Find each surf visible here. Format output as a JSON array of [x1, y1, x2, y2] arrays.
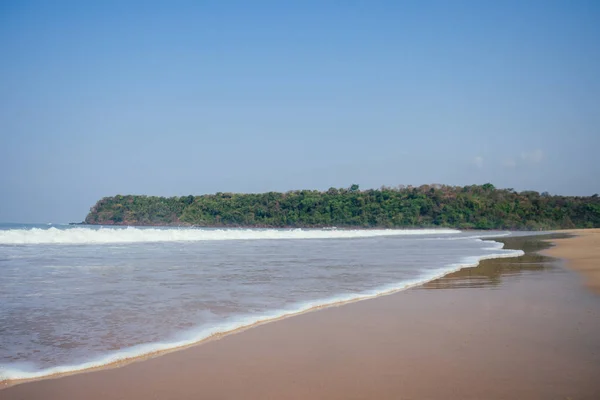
[[0, 226, 460, 245], [0, 239, 522, 384]]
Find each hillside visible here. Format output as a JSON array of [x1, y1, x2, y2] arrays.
[[83, 184, 600, 230]]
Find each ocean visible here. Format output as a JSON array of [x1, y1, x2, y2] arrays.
[[0, 224, 525, 382]]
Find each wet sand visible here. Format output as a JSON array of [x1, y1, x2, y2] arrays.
[[543, 229, 600, 294], [2, 233, 600, 399]]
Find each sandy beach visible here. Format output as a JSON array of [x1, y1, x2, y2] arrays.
[[1, 232, 599, 399], [543, 229, 600, 294]]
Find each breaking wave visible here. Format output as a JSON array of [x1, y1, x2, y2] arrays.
[[0, 227, 460, 245]]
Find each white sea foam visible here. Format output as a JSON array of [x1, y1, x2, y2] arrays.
[[0, 240, 523, 383], [0, 227, 460, 245], [423, 232, 512, 241]]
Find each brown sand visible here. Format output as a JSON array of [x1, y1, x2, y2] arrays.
[[543, 229, 600, 294], [2, 234, 600, 399]]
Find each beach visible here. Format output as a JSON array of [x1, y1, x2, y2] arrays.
[[543, 229, 600, 294], [1, 232, 599, 399]]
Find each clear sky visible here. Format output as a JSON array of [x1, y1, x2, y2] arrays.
[[1, 1, 599, 223]]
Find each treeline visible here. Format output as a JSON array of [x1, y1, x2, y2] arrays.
[[84, 184, 600, 230]]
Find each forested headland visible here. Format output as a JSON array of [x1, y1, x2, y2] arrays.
[[83, 184, 600, 230]]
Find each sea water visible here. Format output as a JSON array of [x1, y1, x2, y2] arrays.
[[0, 224, 524, 381]]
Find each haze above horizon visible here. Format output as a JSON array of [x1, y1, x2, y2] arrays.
[[1, 1, 599, 223]]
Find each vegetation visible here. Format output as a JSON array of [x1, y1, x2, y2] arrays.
[[84, 184, 600, 230]]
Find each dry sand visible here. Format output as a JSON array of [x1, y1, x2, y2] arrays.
[[1, 233, 600, 400], [543, 228, 600, 294]]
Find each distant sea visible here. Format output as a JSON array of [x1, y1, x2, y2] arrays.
[[0, 223, 528, 382]]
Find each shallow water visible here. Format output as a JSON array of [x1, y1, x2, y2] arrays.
[[0, 224, 526, 381]]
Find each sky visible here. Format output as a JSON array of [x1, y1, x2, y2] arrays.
[[1, 1, 599, 223]]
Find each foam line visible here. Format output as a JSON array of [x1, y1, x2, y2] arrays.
[[422, 232, 512, 241], [0, 227, 460, 245]]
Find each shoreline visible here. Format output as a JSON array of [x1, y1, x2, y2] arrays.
[[0, 236, 523, 387], [1, 231, 599, 399]]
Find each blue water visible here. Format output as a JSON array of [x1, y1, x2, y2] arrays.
[[0, 224, 523, 381]]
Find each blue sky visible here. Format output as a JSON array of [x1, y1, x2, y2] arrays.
[[1, 1, 599, 223]]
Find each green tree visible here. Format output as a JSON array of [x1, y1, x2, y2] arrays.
[[85, 184, 600, 230]]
